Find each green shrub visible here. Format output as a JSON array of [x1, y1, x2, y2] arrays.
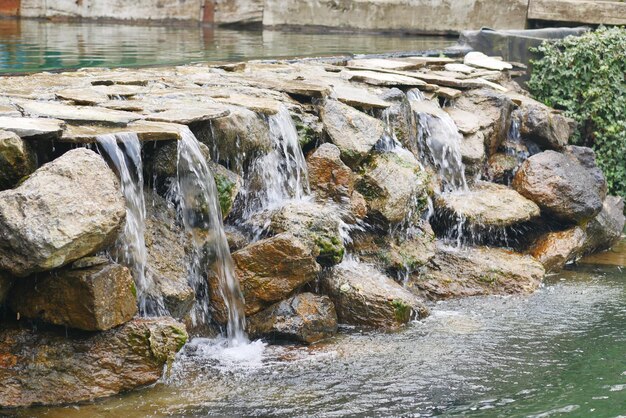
[[528, 27, 626, 198]]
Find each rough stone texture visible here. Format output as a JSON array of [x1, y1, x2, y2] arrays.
[[247, 293, 338, 344], [17, 100, 141, 127], [0, 116, 64, 139], [518, 99, 572, 150], [452, 88, 515, 156], [487, 152, 519, 184], [9, 260, 137, 331], [232, 233, 321, 316], [351, 222, 436, 274], [197, 106, 272, 172], [409, 245, 545, 300], [322, 260, 428, 329], [263, 0, 529, 33], [0, 148, 126, 277], [529, 227, 587, 272], [209, 161, 243, 219], [215, 0, 264, 25], [512, 146, 607, 223], [434, 181, 540, 228], [144, 192, 195, 320], [356, 149, 429, 225], [268, 201, 346, 267], [307, 143, 355, 202], [0, 130, 36, 191], [320, 99, 384, 168], [584, 196, 626, 254], [0, 317, 188, 408]]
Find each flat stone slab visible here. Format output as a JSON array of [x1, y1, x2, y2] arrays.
[[215, 94, 283, 115], [333, 85, 391, 109], [444, 63, 476, 74], [445, 107, 481, 134], [61, 121, 183, 143], [344, 69, 427, 87], [16, 100, 141, 126], [435, 182, 540, 227], [403, 56, 455, 65], [348, 58, 423, 71], [436, 86, 463, 100], [464, 52, 513, 71], [0, 116, 65, 138], [55, 88, 108, 105], [146, 105, 229, 124]]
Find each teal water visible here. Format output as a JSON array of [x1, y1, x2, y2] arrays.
[[0, 20, 454, 74], [13, 244, 626, 418]]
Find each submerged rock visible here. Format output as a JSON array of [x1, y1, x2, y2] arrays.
[[356, 149, 429, 225], [0, 148, 126, 277], [0, 130, 36, 190], [232, 233, 321, 316], [322, 260, 428, 329], [513, 146, 606, 223], [0, 317, 187, 408], [9, 259, 137, 331], [247, 293, 338, 344], [320, 99, 384, 168], [529, 227, 587, 272], [583, 196, 626, 254], [409, 245, 545, 299]]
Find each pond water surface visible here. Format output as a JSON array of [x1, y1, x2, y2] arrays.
[[13, 241, 626, 417]]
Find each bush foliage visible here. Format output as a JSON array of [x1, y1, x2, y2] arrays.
[[528, 27, 626, 199]]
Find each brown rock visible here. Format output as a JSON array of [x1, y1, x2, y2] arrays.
[[9, 260, 137, 331], [0, 317, 187, 408], [529, 227, 587, 272], [307, 143, 354, 201], [247, 293, 338, 344]]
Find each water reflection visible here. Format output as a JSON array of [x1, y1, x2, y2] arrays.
[[0, 19, 455, 73]]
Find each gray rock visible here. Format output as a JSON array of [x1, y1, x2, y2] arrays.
[[584, 196, 625, 254], [356, 149, 430, 225], [0, 130, 36, 190], [0, 317, 187, 408], [9, 261, 137, 331], [17, 100, 140, 126], [409, 244, 545, 300], [247, 293, 338, 344], [0, 148, 126, 277], [513, 146, 606, 223], [320, 99, 383, 168], [322, 260, 428, 329], [0, 116, 64, 139], [519, 103, 572, 150]]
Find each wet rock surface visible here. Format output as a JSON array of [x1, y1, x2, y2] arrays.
[[247, 293, 338, 344], [529, 227, 587, 272], [322, 260, 428, 329], [0, 317, 187, 408], [409, 245, 545, 300], [513, 146, 606, 223], [0, 130, 36, 191], [9, 260, 137, 331], [0, 148, 126, 277], [583, 196, 626, 254]]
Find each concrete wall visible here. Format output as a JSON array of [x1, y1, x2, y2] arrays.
[[214, 0, 263, 25], [18, 0, 206, 22], [263, 0, 529, 34]]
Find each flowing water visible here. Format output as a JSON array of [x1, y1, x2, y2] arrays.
[[96, 133, 165, 316], [172, 127, 246, 342], [14, 244, 626, 417], [0, 20, 455, 74]]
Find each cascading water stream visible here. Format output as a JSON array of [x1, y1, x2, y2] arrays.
[[174, 126, 247, 344], [96, 133, 165, 316]]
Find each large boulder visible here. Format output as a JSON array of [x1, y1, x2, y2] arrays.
[[512, 146, 606, 223], [268, 201, 346, 267], [0, 130, 36, 191], [320, 99, 384, 168], [231, 233, 321, 316], [9, 258, 137, 331], [322, 260, 428, 329], [0, 317, 187, 408], [144, 192, 195, 320], [529, 227, 587, 272], [0, 148, 126, 277], [356, 149, 429, 226], [433, 181, 540, 244], [583, 196, 625, 254], [247, 293, 338, 344], [307, 143, 355, 202], [409, 245, 545, 300], [452, 88, 515, 156]]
